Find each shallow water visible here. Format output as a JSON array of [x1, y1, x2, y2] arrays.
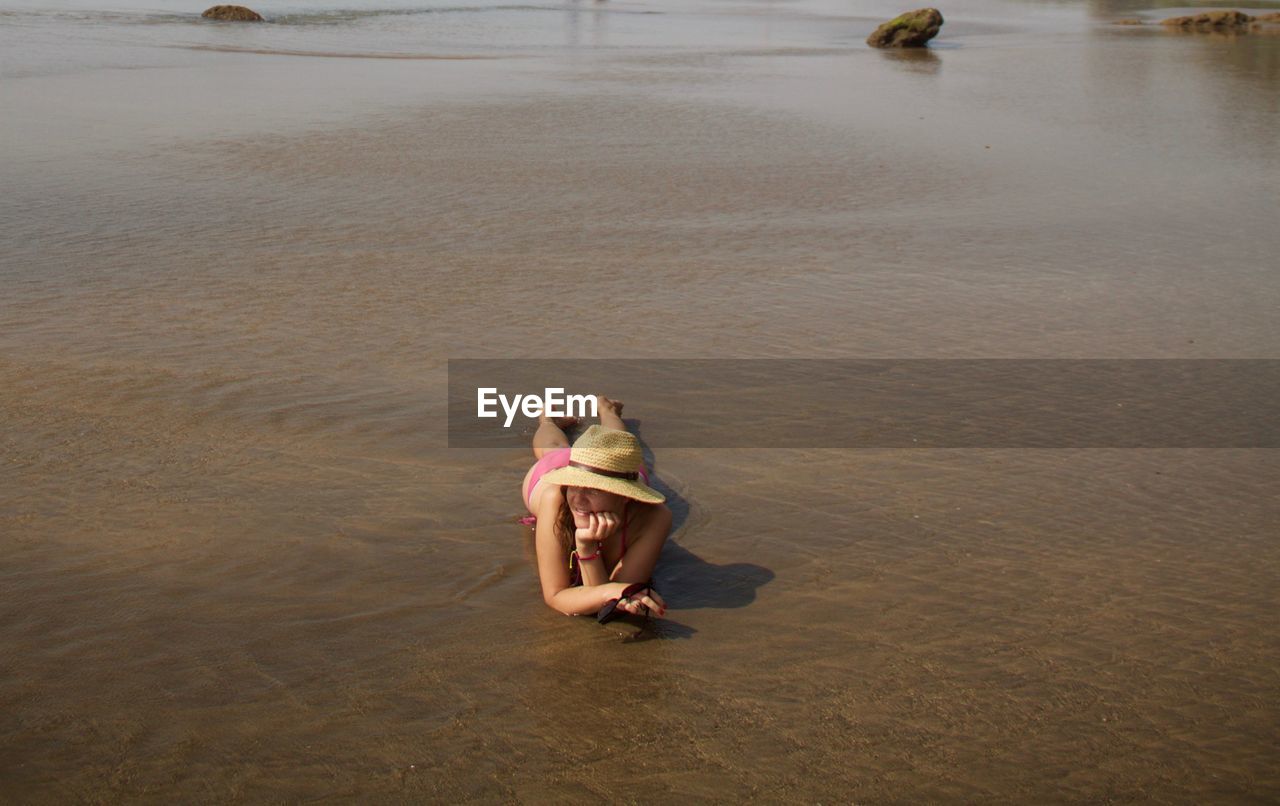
[[2, 0, 1279, 799]]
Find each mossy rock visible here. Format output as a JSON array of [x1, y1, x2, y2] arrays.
[[1161, 11, 1252, 29], [866, 8, 944, 48], [201, 5, 264, 21]]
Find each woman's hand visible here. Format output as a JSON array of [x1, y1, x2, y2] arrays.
[[575, 511, 620, 543], [611, 582, 666, 617]]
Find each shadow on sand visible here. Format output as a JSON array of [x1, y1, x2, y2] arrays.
[[624, 419, 775, 640]]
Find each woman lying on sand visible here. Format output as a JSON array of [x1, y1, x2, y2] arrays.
[[521, 396, 670, 621]]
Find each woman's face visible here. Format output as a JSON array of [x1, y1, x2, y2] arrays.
[[566, 486, 626, 527]]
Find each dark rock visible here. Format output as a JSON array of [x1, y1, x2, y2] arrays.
[[201, 5, 264, 21], [866, 8, 944, 48], [1161, 11, 1252, 29]]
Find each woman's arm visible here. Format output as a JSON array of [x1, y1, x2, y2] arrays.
[[546, 580, 630, 616], [609, 503, 672, 585], [533, 488, 628, 615], [572, 513, 615, 588]]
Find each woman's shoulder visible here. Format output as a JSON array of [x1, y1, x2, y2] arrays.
[[634, 499, 671, 518]]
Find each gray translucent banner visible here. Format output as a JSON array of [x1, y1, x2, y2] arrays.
[[447, 360, 1279, 448]]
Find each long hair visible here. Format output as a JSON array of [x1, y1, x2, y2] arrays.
[[554, 498, 577, 560]]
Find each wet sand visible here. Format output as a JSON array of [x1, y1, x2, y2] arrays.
[[3, 0, 1280, 799]]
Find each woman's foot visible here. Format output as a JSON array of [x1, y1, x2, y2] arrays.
[[596, 395, 626, 430]]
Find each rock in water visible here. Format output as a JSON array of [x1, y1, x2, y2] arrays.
[[1161, 11, 1252, 29], [201, 5, 263, 21], [866, 8, 944, 48]]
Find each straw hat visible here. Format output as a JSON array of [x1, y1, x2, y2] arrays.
[[540, 425, 665, 504]]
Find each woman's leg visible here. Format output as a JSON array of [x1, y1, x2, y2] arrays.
[[532, 413, 577, 460], [597, 396, 626, 431], [526, 412, 583, 512]]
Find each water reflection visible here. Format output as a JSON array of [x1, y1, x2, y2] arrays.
[[564, 0, 610, 48], [876, 47, 942, 73]]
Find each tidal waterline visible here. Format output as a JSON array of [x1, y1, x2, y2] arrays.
[[2, 0, 1279, 799]]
